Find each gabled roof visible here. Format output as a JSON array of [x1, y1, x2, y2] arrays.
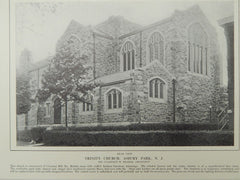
[[94, 70, 132, 84], [120, 5, 213, 39], [139, 60, 175, 79], [218, 16, 234, 26], [64, 19, 85, 35], [94, 60, 175, 85], [95, 15, 142, 38]]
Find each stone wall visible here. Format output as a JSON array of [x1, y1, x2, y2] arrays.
[[95, 36, 115, 77], [134, 62, 174, 123], [170, 6, 221, 123], [69, 63, 174, 124], [25, 5, 223, 127]]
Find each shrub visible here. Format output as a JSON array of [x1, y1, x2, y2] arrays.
[[43, 130, 233, 146], [51, 123, 218, 132], [17, 127, 47, 143], [17, 130, 32, 142], [30, 127, 47, 143]]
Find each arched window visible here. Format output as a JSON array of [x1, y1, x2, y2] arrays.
[[106, 89, 122, 109], [121, 41, 135, 71], [149, 78, 166, 102], [188, 23, 208, 75], [148, 32, 164, 64], [82, 94, 93, 112]]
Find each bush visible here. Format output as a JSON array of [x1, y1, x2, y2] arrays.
[[30, 127, 47, 143], [43, 130, 233, 146], [51, 123, 218, 132], [17, 127, 47, 143], [17, 130, 32, 142]]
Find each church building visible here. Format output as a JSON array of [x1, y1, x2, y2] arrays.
[[25, 5, 223, 128]]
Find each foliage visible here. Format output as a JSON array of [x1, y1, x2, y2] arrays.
[[18, 49, 33, 72], [38, 37, 96, 128], [17, 127, 47, 143], [17, 130, 32, 142], [30, 127, 47, 143], [40, 38, 95, 102], [16, 73, 32, 115], [43, 130, 234, 146], [51, 123, 219, 132]]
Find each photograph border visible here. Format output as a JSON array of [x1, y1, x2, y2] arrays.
[[9, 0, 240, 152]]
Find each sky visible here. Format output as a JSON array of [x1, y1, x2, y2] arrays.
[[15, 0, 235, 85]]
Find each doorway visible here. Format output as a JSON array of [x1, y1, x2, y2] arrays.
[[54, 98, 61, 124]]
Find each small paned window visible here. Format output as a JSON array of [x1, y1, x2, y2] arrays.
[[188, 23, 208, 75], [107, 89, 122, 109], [148, 32, 164, 64], [149, 78, 166, 100], [122, 41, 135, 71]]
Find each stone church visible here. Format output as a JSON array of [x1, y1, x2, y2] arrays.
[[24, 5, 224, 128]]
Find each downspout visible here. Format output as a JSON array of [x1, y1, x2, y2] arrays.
[[93, 32, 96, 80], [172, 78, 176, 123], [115, 38, 119, 73], [97, 86, 102, 124], [139, 31, 143, 67]]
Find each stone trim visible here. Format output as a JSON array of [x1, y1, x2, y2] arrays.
[[147, 76, 168, 103], [104, 87, 123, 113], [79, 102, 94, 115], [146, 30, 165, 65], [186, 22, 211, 76], [120, 39, 137, 72]]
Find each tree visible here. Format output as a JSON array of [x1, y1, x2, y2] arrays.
[[16, 72, 32, 129], [16, 49, 33, 129], [38, 39, 95, 129], [18, 49, 33, 72]]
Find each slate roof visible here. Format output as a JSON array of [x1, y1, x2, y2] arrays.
[[94, 70, 133, 84]]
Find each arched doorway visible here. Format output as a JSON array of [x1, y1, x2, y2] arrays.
[[54, 98, 61, 124]]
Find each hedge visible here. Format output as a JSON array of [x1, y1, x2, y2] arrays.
[[16, 123, 222, 144], [17, 127, 46, 143], [52, 123, 219, 132], [43, 130, 233, 146], [17, 130, 32, 142]]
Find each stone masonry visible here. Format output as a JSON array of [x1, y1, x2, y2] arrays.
[[24, 5, 223, 128]]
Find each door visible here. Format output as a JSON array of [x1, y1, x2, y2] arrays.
[[54, 98, 61, 124]]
